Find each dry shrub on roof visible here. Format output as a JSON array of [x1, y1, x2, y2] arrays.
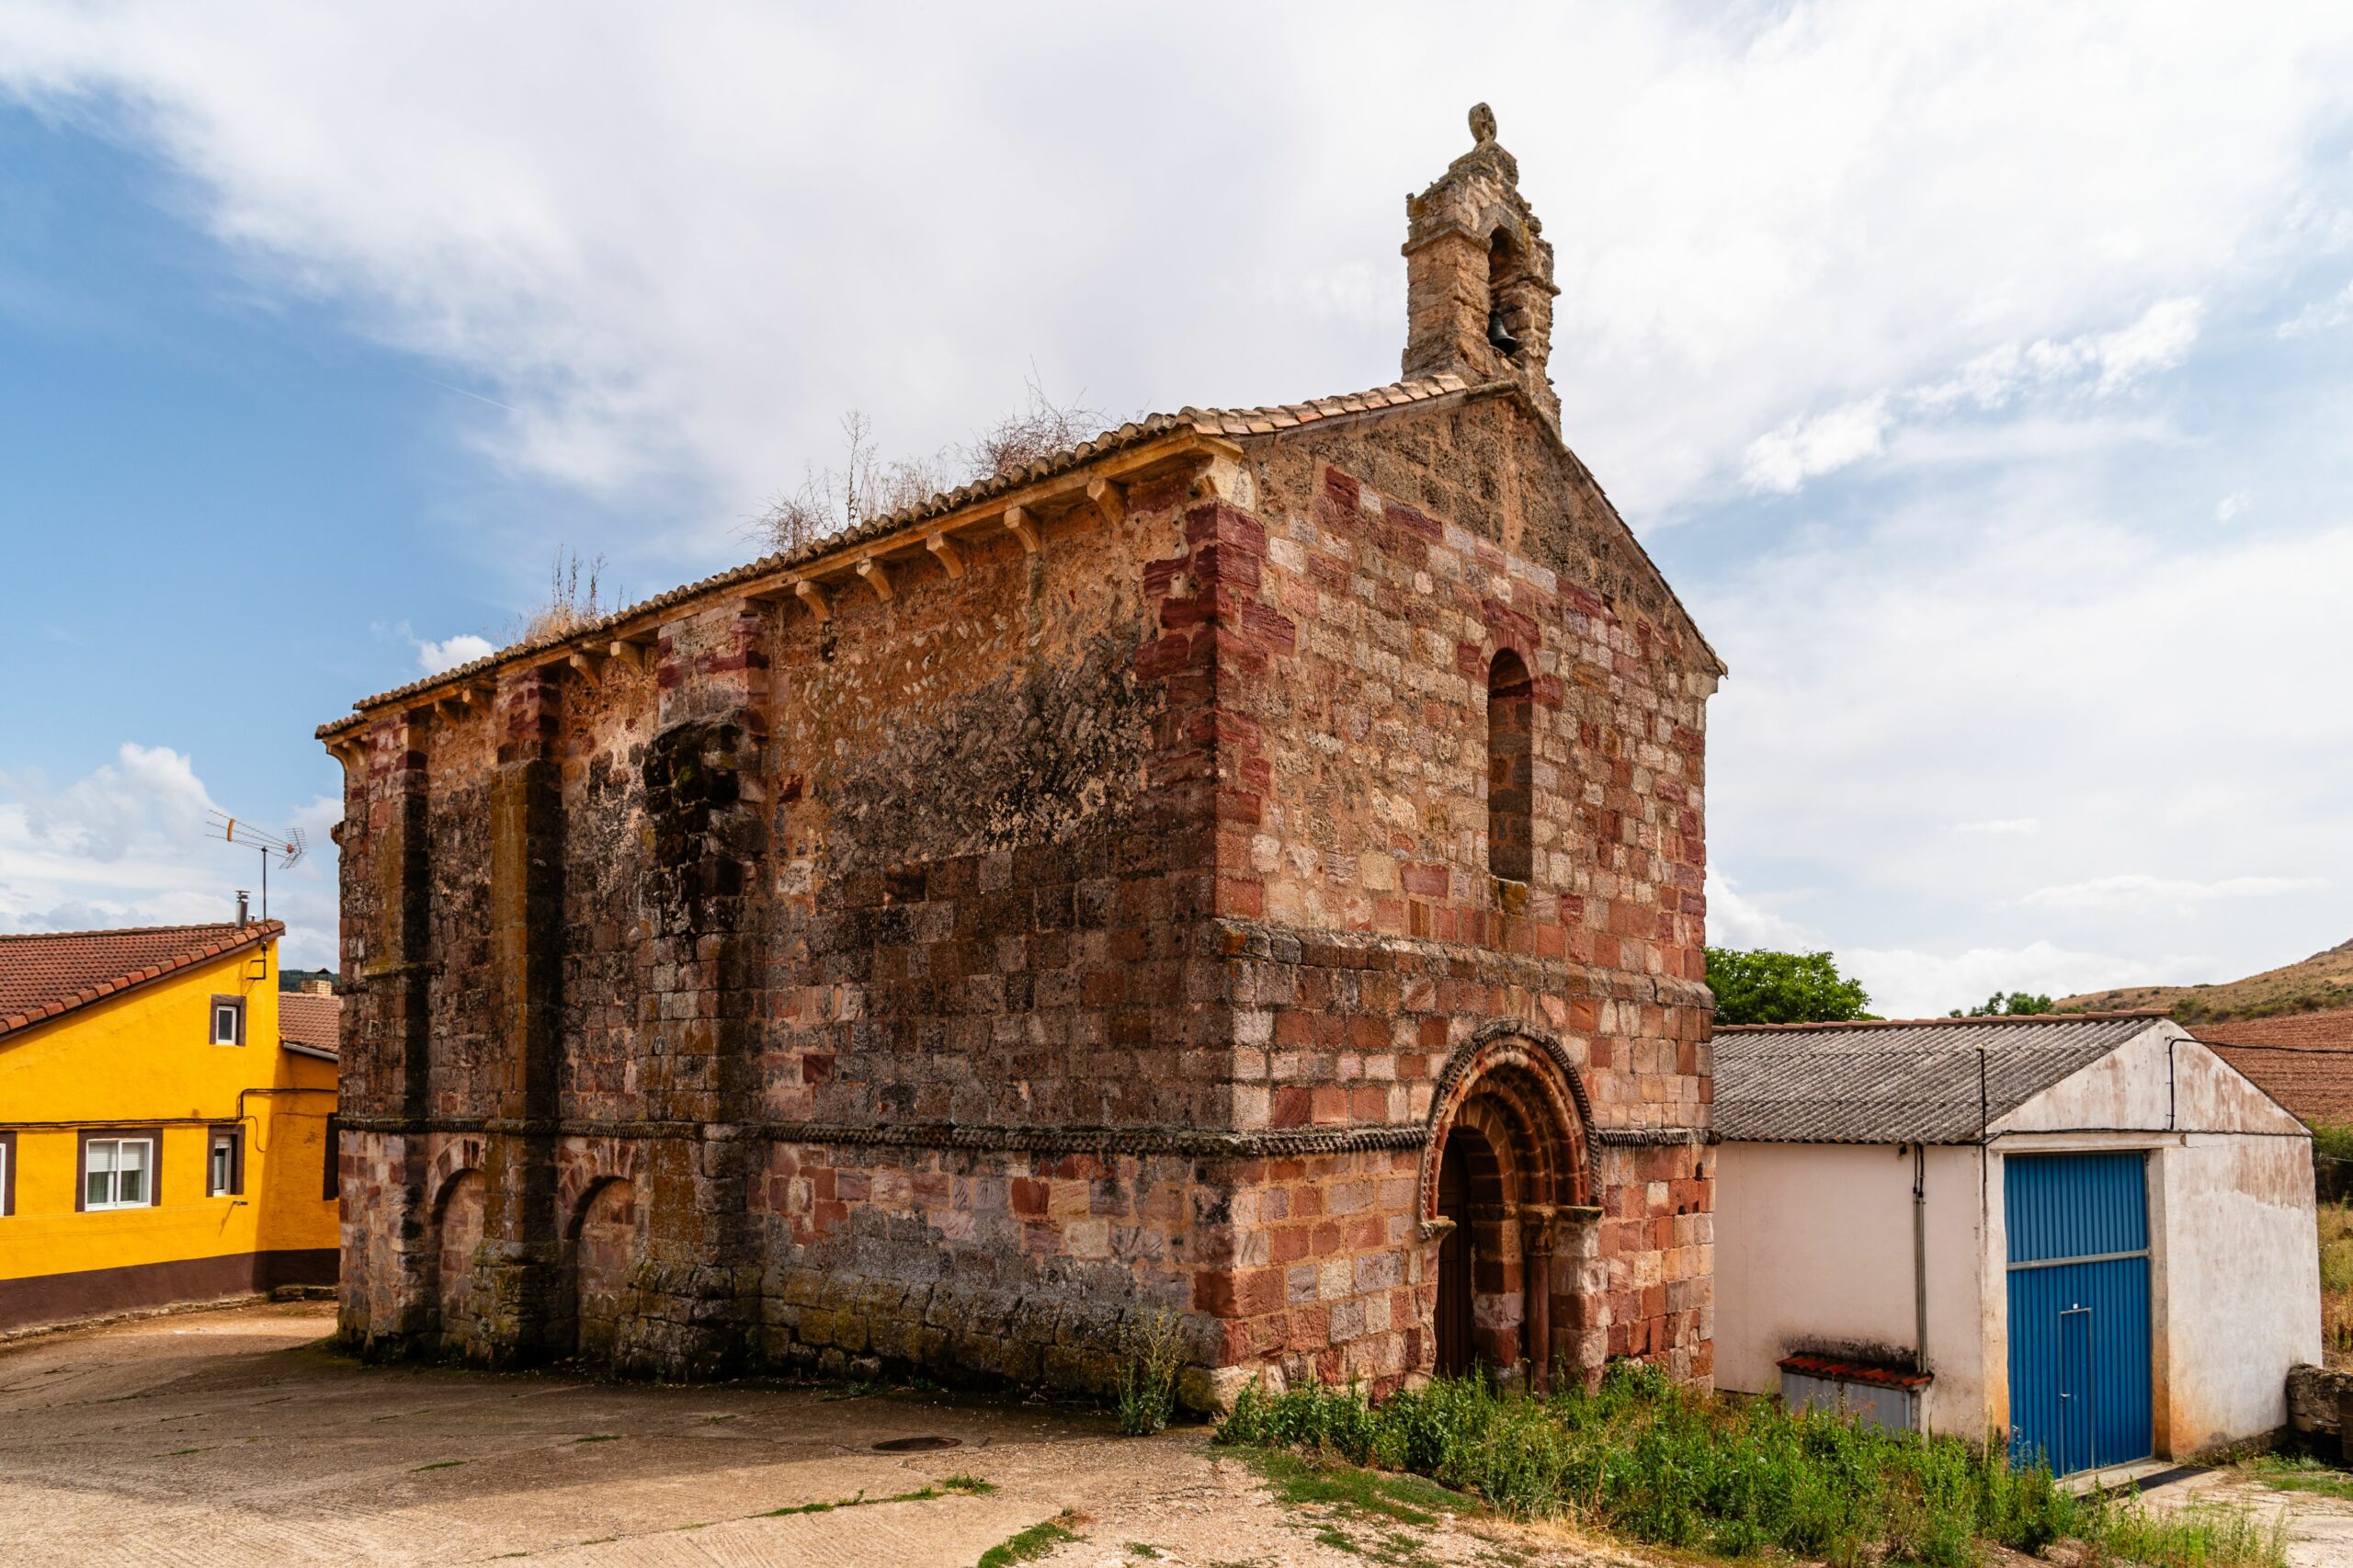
[[959, 374, 1109, 484], [746, 376, 1112, 557], [753, 412, 951, 555], [513, 549, 619, 643]]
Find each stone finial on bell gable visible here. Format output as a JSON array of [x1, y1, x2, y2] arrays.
[[1402, 103, 1562, 429]]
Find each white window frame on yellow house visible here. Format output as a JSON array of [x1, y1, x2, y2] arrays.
[[80, 1131, 161, 1211], [0, 1130, 15, 1216], [209, 994, 246, 1047], [207, 1125, 244, 1198]]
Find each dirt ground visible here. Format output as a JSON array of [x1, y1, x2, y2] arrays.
[[0, 1301, 1621, 1567]]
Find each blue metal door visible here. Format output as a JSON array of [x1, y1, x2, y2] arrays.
[[2005, 1152, 2153, 1474]]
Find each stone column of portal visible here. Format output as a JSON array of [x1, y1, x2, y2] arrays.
[[474, 665, 566, 1366], [342, 711, 437, 1358], [1522, 1208, 1555, 1394], [632, 600, 770, 1378]]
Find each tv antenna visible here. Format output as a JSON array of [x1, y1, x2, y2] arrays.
[[206, 811, 306, 922]]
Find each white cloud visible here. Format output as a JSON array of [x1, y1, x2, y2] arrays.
[[1703, 870, 1824, 951], [1950, 819, 2040, 835], [2215, 491, 2253, 522], [417, 631, 495, 674], [2082, 298, 2202, 395], [2279, 278, 2353, 338], [2018, 873, 2328, 914], [0, 3, 2344, 552], [1745, 298, 2203, 493], [1742, 396, 1890, 494], [0, 745, 338, 967], [1842, 941, 2173, 1021]]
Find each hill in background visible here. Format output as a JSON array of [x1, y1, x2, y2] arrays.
[[2060, 937, 2353, 1025]]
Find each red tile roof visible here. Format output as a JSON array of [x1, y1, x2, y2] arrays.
[[0, 923, 282, 1040], [2193, 1007, 2353, 1123], [277, 990, 342, 1058]]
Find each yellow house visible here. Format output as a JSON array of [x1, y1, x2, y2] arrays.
[[0, 920, 338, 1332]]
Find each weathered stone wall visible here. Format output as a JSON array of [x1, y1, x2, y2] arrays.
[[330, 387, 1718, 1400]]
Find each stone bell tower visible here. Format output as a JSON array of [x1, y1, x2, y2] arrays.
[[1403, 103, 1562, 429]]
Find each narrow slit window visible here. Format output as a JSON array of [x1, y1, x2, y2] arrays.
[[1487, 651, 1534, 883]]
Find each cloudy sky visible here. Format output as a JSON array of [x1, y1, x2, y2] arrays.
[[1, 3, 2347, 1014]]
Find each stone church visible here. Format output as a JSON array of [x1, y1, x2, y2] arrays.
[[320, 107, 1722, 1404]]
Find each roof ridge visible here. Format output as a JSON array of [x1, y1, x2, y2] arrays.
[[1716, 1010, 2168, 1033], [0, 920, 278, 943]]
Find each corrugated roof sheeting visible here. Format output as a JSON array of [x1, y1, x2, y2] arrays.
[[1714, 1017, 2164, 1144]]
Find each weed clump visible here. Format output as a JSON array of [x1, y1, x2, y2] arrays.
[[1116, 1310, 1186, 1436]]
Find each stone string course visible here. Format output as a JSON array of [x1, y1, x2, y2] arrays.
[[330, 118, 1722, 1406]]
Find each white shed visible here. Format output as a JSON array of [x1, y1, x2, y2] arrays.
[[1712, 1014, 2319, 1473]]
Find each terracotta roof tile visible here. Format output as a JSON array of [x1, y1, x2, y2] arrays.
[[278, 990, 343, 1057], [0, 923, 282, 1040]]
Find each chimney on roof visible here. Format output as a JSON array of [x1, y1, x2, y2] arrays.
[[1403, 104, 1562, 429], [236, 890, 250, 926]]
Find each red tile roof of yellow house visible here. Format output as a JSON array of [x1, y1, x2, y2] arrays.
[[0, 922, 283, 1038]]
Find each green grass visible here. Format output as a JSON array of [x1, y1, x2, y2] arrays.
[[757, 1473, 995, 1517], [1243, 1448, 1460, 1528], [574, 1433, 620, 1443], [2093, 1499, 2289, 1568], [411, 1460, 466, 1472], [2239, 1449, 2353, 1502], [1239, 1448, 1463, 1564], [976, 1510, 1083, 1567], [1215, 1363, 2285, 1568]]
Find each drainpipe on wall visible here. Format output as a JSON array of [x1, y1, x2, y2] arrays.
[[1912, 1142, 1929, 1387]]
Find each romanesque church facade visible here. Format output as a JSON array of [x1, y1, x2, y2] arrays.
[[322, 108, 1722, 1404]]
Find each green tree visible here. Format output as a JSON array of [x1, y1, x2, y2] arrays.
[[1704, 948, 1875, 1026], [1952, 991, 2057, 1018]]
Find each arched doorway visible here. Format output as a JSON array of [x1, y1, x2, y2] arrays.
[[434, 1169, 485, 1355], [1423, 1032, 1595, 1390], [570, 1178, 640, 1363]]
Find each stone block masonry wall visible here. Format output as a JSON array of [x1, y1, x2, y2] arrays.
[[328, 384, 1720, 1401]]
